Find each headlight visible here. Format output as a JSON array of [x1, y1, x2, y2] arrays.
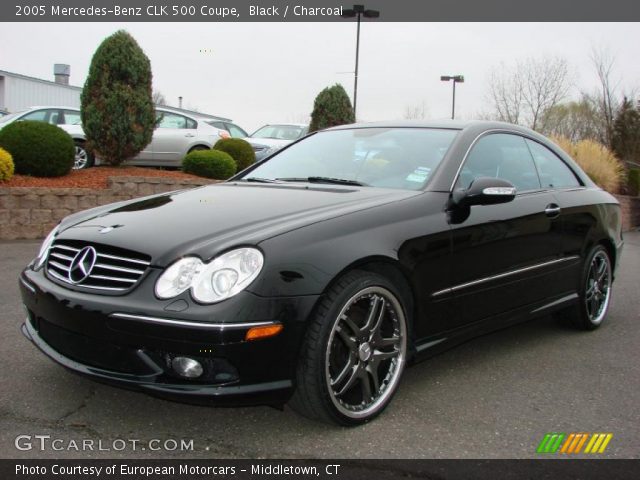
[[264, 145, 281, 157], [155, 248, 264, 304], [34, 226, 59, 269]]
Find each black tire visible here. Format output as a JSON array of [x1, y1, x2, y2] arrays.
[[188, 145, 209, 153], [561, 245, 613, 330], [73, 141, 94, 170], [289, 270, 409, 426]]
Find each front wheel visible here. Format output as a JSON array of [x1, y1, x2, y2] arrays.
[[73, 142, 94, 170], [289, 270, 408, 425]]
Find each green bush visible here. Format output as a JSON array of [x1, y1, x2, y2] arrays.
[[0, 121, 74, 177], [0, 147, 14, 182], [183, 150, 236, 179], [628, 168, 640, 196], [213, 138, 255, 171], [81, 30, 155, 165]]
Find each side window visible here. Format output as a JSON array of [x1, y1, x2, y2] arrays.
[[63, 110, 82, 125], [157, 112, 188, 129], [186, 117, 197, 129], [456, 133, 541, 192], [21, 109, 48, 122], [227, 124, 246, 137], [525, 139, 581, 189]]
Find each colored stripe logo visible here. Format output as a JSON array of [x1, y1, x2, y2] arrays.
[[537, 433, 613, 454]]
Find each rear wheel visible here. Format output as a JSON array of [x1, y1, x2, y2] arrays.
[[563, 245, 613, 330], [73, 142, 94, 170], [289, 270, 408, 425]]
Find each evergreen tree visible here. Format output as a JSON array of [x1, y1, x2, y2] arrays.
[[611, 97, 640, 165], [309, 84, 355, 133], [81, 30, 156, 165]]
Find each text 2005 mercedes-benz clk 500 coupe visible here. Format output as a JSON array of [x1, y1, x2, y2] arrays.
[[19, 121, 623, 425]]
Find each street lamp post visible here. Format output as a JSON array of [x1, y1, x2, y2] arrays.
[[342, 5, 380, 119], [440, 75, 464, 120]]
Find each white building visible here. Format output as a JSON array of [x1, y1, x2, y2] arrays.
[[0, 65, 81, 112]]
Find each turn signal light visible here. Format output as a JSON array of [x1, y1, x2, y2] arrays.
[[245, 324, 283, 341]]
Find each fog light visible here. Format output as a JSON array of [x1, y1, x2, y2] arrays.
[[171, 356, 203, 378]]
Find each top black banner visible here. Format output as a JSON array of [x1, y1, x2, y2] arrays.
[[3, 0, 640, 22]]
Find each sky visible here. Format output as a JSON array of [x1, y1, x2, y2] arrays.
[[0, 22, 639, 132]]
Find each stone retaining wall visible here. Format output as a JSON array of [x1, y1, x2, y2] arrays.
[[615, 194, 640, 232], [0, 176, 217, 240]]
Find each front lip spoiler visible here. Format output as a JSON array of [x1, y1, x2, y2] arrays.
[[21, 320, 293, 404]]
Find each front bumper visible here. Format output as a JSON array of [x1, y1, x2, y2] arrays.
[[19, 268, 319, 407]]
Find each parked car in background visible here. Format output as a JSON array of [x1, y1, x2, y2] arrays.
[[113, 107, 229, 168], [19, 120, 622, 425], [0, 106, 90, 169], [8, 106, 229, 169], [205, 120, 248, 138], [245, 123, 308, 161]]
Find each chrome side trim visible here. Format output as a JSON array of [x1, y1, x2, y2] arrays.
[[20, 277, 36, 293], [530, 293, 579, 314], [431, 255, 580, 297], [109, 312, 276, 330]]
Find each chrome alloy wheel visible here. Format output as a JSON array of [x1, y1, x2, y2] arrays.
[[73, 145, 89, 170], [585, 250, 612, 325], [325, 286, 407, 419]]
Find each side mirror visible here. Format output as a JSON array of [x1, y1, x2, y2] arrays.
[[452, 177, 516, 207]]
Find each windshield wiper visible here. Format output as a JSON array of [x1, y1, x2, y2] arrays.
[[277, 176, 366, 187], [239, 177, 281, 183]]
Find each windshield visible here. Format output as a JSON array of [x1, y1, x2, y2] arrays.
[[0, 111, 25, 124], [240, 127, 459, 191], [251, 125, 308, 140]]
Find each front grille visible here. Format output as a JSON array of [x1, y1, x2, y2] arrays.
[[46, 241, 151, 292]]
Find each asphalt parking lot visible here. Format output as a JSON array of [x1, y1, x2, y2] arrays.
[[0, 233, 638, 459]]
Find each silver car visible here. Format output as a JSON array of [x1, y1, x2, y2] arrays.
[[0, 106, 229, 169], [245, 123, 309, 161], [0, 106, 90, 169]]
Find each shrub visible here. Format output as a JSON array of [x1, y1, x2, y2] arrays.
[[183, 150, 236, 179], [81, 30, 155, 165], [213, 138, 256, 171], [0, 121, 74, 177], [309, 84, 355, 133], [552, 136, 625, 193], [628, 168, 640, 196], [0, 147, 14, 182]]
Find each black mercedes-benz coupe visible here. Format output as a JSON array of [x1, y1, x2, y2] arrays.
[[19, 121, 623, 425]]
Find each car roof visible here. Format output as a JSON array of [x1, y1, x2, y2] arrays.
[[324, 119, 548, 135], [29, 106, 80, 110], [257, 123, 309, 128]]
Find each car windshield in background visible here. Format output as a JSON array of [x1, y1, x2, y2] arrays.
[[241, 127, 459, 191], [0, 111, 25, 123], [251, 125, 307, 140]]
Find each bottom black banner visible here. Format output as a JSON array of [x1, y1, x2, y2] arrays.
[[2, 459, 639, 479]]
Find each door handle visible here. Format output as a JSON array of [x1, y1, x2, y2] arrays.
[[544, 204, 561, 218], [185, 133, 195, 137]]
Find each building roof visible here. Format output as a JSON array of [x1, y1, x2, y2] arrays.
[[0, 69, 82, 91], [0, 69, 233, 121]]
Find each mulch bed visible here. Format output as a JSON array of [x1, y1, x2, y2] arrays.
[[1, 166, 203, 189]]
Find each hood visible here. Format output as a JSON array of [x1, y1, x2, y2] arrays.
[[245, 138, 291, 149], [57, 183, 419, 266]]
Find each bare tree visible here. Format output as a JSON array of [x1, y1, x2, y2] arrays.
[[403, 101, 429, 120], [487, 62, 524, 125], [152, 90, 167, 106], [589, 46, 620, 148], [539, 95, 603, 142], [486, 56, 572, 130]]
